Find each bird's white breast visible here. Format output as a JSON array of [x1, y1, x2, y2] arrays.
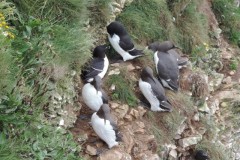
[[82, 83, 103, 111], [91, 113, 118, 148], [108, 34, 137, 61], [98, 56, 109, 79], [139, 79, 160, 111], [154, 51, 159, 74]]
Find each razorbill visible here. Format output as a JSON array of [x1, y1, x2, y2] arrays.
[[139, 66, 173, 112], [153, 50, 179, 91], [82, 76, 108, 111], [107, 21, 144, 61], [148, 41, 188, 69], [91, 104, 121, 148], [81, 44, 109, 82]]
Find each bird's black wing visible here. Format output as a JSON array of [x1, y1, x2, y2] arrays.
[[81, 58, 104, 81], [157, 52, 179, 90], [119, 35, 135, 51], [147, 77, 166, 101]]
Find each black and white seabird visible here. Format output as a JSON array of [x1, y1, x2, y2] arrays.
[[107, 21, 144, 61], [81, 45, 109, 82], [82, 76, 108, 111], [91, 104, 121, 149], [148, 41, 188, 69], [139, 66, 173, 112], [194, 150, 210, 160]]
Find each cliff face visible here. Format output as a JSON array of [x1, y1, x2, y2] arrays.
[[70, 0, 240, 160]]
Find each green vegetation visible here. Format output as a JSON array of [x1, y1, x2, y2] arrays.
[[0, 0, 96, 159], [117, 0, 209, 54], [212, 0, 240, 46], [106, 72, 138, 107], [229, 58, 238, 70]]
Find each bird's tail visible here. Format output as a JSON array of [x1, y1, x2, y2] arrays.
[[129, 49, 144, 56]]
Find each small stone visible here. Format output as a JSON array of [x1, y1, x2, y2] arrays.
[[174, 134, 182, 140], [147, 135, 155, 142], [220, 102, 228, 108], [108, 68, 120, 75], [229, 71, 235, 76], [110, 63, 120, 67], [115, 104, 129, 118], [110, 102, 119, 109], [96, 142, 104, 147], [124, 115, 133, 122], [127, 63, 135, 71], [98, 150, 122, 160], [59, 119, 64, 126], [208, 99, 219, 115], [136, 66, 141, 70], [86, 145, 97, 156], [129, 108, 140, 119], [198, 102, 210, 113], [110, 84, 116, 91], [147, 154, 160, 160], [134, 128, 145, 134], [136, 121, 145, 129], [222, 76, 232, 84], [137, 106, 147, 118], [53, 92, 62, 101], [178, 135, 202, 148], [177, 122, 187, 135], [193, 112, 200, 121], [169, 149, 178, 159]]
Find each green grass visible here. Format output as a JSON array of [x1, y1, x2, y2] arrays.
[[117, 0, 179, 45], [212, 0, 240, 46], [106, 72, 138, 107], [229, 58, 238, 70]]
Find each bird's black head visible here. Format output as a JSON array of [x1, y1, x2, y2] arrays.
[[93, 44, 109, 58], [92, 76, 102, 91], [106, 21, 128, 37], [141, 66, 155, 82], [148, 41, 161, 52], [194, 150, 210, 160], [148, 41, 177, 52]]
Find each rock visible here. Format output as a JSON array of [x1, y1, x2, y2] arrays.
[[127, 63, 135, 71], [147, 154, 160, 160], [108, 68, 120, 75], [115, 104, 129, 118], [222, 76, 232, 84], [53, 92, 62, 101], [220, 102, 228, 108], [137, 106, 147, 118], [169, 149, 178, 159], [177, 122, 187, 135], [136, 66, 141, 70], [129, 108, 140, 119], [122, 127, 135, 153], [136, 121, 145, 129], [229, 71, 235, 76], [193, 112, 200, 121], [134, 128, 145, 134], [98, 150, 123, 160], [178, 135, 202, 148], [110, 63, 120, 67], [124, 114, 133, 122], [59, 118, 64, 126], [197, 127, 207, 135], [110, 84, 116, 91], [110, 102, 119, 109], [86, 145, 97, 156], [174, 134, 182, 140], [208, 99, 219, 115], [208, 72, 224, 92], [198, 102, 210, 114]]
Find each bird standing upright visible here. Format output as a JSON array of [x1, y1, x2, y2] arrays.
[[81, 44, 109, 82], [91, 104, 121, 148], [82, 76, 108, 111], [139, 66, 173, 112], [107, 21, 144, 61]]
